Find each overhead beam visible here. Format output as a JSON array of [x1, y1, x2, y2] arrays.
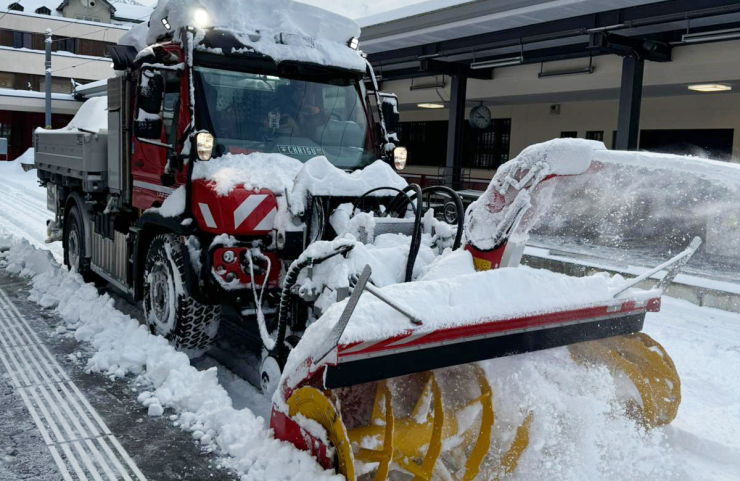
[[615, 55, 644, 151], [366, 0, 740, 67], [588, 32, 671, 62], [420, 58, 493, 80]]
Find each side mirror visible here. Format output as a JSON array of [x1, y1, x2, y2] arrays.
[[378, 92, 400, 142], [134, 118, 163, 140], [135, 70, 165, 140]]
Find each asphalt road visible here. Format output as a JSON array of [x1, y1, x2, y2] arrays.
[[0, 271, 238, 481]]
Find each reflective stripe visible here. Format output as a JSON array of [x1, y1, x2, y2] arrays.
[[253, 207, 277, 231], [132, 180, 175, 195], [234, 194, 268, 229], [198, 203, 217, 229]]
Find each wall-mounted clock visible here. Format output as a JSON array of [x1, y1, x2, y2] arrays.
[[469, 104, 492, 129]]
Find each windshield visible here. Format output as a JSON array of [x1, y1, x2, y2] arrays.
[[193, 66, 376, 169]]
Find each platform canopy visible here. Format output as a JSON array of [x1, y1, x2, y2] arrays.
[[359, 0, 740, 81]]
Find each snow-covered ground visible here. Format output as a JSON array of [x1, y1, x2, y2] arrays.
[[1, 157, 739, 480], [0, 151, 60, 259]]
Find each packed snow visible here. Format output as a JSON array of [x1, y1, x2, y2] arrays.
[[2, 236, 740, 480], [121, 0, 366, 72], [0, 239, 343, 481]]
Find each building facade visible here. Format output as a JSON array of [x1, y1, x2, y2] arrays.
[[359, 0, 740, 182], [0, 0, 150, 159]]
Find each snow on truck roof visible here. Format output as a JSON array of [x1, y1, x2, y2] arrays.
[[120, 0, 367, 72]]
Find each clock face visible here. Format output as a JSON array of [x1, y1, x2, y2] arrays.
[[469, 105, 492, 129]]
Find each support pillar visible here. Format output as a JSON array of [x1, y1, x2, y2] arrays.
[[615, 55, 644, 151], [445, 75, 467, 189], [44, 28, 52, 129]]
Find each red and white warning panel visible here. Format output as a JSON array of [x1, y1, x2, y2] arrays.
[[191, 180, 278, 235]]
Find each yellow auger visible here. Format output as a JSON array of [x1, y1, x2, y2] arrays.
[[568, 332, 681, 428], [287, 365, 533, 481]]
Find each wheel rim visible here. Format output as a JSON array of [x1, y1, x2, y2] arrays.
[[444, 202, 458, 224], [147, 263, 176, 335], [67, 228, 80, 272]]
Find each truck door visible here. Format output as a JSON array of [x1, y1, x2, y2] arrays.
[[131, 68, 183, 210]]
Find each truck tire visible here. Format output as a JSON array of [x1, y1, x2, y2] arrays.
[[143, 234, 221, 358], [64, 205, 91, 277]]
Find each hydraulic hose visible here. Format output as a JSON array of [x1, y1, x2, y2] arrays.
[[420, 186, 465, 250], [384, 184, 423, 283], [272, 245, 355, 358]]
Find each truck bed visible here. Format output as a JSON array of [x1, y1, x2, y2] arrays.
[[35, 129, 108, 193]]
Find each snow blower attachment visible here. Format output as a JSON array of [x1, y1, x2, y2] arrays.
[[270, 139, 702, 480]]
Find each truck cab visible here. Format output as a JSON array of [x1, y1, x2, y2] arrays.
[[36, 13, 408, 369]]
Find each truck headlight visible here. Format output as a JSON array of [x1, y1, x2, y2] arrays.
[[393, 147, 407, 171], [196, 132, 214, 161], [193, 8, 211, 29]]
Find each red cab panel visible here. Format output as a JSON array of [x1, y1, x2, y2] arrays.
[[191, 180, 278, 235]]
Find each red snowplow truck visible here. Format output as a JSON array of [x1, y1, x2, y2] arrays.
[[35, 4, 698, 480]]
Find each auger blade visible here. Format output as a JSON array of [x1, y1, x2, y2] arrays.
[[568, 332, 681, 428]]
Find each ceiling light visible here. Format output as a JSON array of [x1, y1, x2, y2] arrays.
[[418, 103, 445, 109], [682, 28, 740, 44], [470, 56, 523, 70], [688, 83, 732, 92]]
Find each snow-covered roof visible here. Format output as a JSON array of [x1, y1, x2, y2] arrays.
[[120, 0, 367, 73], [1, 0, 152, 22], [112, 3, 153, 22]]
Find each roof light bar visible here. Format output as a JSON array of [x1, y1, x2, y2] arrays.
[[470, 56, 523, 70]]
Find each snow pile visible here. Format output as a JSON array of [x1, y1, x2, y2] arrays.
[[289, 157, 407, 215], [466, 138, 603, 251], [121, 0, 366, 72], [0, 239, 343, 481], [191, 152, 407, 205], [192, 153, 305, 196], [294, 263, 649, 349], [149, 186, 187, 217], [45, 97, 108, 134]]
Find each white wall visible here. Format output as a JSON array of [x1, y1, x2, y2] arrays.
[[0, 47, 114, 81]]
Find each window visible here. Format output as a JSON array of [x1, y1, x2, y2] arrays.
[[0, 122, 10, 139], [560, 131, 578, 138], [35, 6, 51, 15], [75, 15, 102, 22], [586, 131, 604, 142], [8, 3, 23, 11], [77, 38, 106, 57], [56, 38, 76, 53], [12, 31, 32, 49], [640, 129, 735, 161], [395, 119, 512, 169], [468, 119, 512, 169], [52, 77, 73, 94], [0, 72, 14, 89]]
